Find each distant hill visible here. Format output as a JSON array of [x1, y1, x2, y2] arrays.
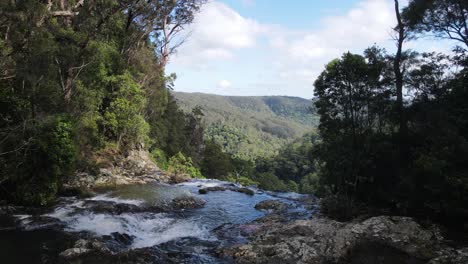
[[173, 92, 319, 160]]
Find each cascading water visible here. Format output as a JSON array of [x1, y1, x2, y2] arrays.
[[0, 179, 317, 263]]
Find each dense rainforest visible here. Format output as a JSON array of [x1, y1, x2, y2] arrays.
[[0, 0, 212, 205], [1, 0, 468, 234], [291, 0, 468, 227]]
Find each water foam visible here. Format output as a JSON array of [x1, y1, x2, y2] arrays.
[[45, 193, 212, 248], [59, 211, 212, 248], [87, 194, 145, 206]]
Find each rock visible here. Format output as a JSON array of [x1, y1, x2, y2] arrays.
[[236, 187, 255, 196], [169, 173, 191, 184], [64, 149, 173, 190], [20, 216, 65, 231], [199, 186, 227, 194], [254, 213, 287, 224], [428, 247, 468, 264], [59, 247, 91, 259], [198, 186, 254, 196], [223, 216, 454, 264], [171, 196, 206, 209], [110, 232, 134, 246], [255, 200, 288, 212], [83, 200, 165, 214], [59, 238, 111, 260]]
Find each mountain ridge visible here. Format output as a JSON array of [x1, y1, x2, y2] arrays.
[[172, 91, 318, 160]]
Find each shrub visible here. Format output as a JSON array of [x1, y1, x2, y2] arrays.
[[167, 152, 204, 178], [320, 195, 362, 222], [150, 148, 168, 170], [253, 172, 289, 192], [3, 116, 77, 206]]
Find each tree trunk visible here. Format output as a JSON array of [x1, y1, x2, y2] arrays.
[[393, 0, 409, 176]]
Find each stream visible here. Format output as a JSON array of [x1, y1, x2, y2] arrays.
[[0, 179, 317, 263]]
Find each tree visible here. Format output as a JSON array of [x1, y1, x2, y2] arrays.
[[201, 141, 233, 179], [402, 0, 468, 48], [123, 0, 207, 66], [393, 0, 410, 179], [0, 0, 206, 205]]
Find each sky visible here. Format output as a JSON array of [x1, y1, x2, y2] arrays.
[[166, 0, 454, 99]]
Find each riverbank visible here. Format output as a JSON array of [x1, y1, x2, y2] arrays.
[[0, 179, 312, 263], [1, 175, 467, 264], [221, 213, 468, 264]]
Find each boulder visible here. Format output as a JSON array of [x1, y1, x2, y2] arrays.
[[171, 196, 206, 209], [236, 187, 255, 196], [59, 239, 110, 260], [254, 200, 288, 212], [223, 216, 460, 264], [59, 247, 91, 259], [198, 186, 227, 194], [198, 186, 254, 196]]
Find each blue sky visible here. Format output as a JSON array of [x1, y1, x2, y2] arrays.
[[166, 0, 454, 99]]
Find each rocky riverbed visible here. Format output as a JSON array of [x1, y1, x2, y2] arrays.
[[1, 178, 466, 264]]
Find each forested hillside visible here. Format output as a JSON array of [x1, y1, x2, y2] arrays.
[[0, 0, 209, 205], [174, 92, 318, 160]]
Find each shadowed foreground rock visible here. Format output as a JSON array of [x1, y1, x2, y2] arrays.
[[222, 216, 468, 264]]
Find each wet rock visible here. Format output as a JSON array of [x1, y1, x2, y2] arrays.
[[223, 216, 457, 264], [19, 216, 65, 231], [199, 186, 227, 194], [199, 186, 254, 196], [171, 196, 206, 209], [82, 200, 165, 215], [169, 173, 191, 184], [59, 247, 91, 259], [110, 232, 134, 246], [236, 187, 255, 196], [59, 238, 110, 260], [255, 200, 288, 212]]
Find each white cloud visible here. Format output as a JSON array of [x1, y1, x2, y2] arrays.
[[273, 0, 396, 83], [171, 1, 266, 67], [217, 80, 232, 89], [169, 0, 451, 98]]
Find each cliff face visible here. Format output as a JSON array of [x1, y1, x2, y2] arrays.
[[65, 148, 176, 191]]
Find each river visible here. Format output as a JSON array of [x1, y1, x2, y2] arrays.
[[0, 179, 317, 263]]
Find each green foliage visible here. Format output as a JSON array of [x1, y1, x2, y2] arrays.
[[252, 172, 290, 192], [252, 132, 320, 194], [150, 148, 169, 170], [0, 0, 206, 205], [1, 116, 77, 206], [174, 92, 319, 160], [103, 72, 149, 149], [201, 141, 234, 179], [313, 45, 468, 224], [167, 152, 203, 179], [402, 0, 468, 48], [300, 173, 321, 195]]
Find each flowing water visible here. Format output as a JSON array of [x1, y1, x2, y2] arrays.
[[0, 179, 317, 263]]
